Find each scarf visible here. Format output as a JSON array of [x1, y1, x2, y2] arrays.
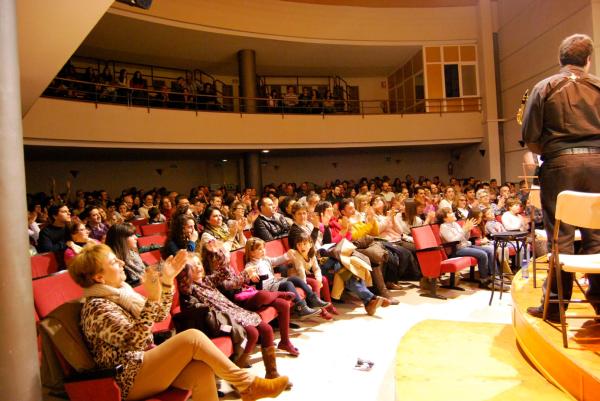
[[83, 282, 146, 318], [205, 223, 230, 241]]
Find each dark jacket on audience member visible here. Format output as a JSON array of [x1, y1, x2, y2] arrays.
[[252, 214, 290, 241], [38, 225, 69, 267]]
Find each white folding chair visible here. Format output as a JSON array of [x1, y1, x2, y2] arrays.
[[542, 190, 600, 347]]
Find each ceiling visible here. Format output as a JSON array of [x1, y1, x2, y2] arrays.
[[75, 13, 421, 77]]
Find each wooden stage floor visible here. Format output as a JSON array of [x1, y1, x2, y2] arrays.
[[512, 262, 600, 401]]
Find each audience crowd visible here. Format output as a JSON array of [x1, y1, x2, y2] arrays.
[[30, 173, 541, 399]]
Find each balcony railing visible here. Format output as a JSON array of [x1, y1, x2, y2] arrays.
[[42, 77, 482, 116]]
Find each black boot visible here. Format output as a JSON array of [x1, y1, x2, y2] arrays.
[[306, 292, 330, 309], [293, 300, 320, 320]]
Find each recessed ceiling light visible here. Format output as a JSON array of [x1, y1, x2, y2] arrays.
[[221, 159, 228, 162], [262, 149, 270, 153]]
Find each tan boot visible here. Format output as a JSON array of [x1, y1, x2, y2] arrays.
[[235, 352, 252, 368], [262, 345, 293, 390], [239, 376, 289, 401], [261, 346, 280, 379]]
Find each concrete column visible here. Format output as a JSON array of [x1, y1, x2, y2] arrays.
[[477, 0, 502, 181], [244, 152, 262, 193], [237, 49, 257, 113], [0, 0, 43, 400]]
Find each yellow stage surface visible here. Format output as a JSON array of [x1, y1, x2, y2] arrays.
[[513, 266, 600, 401], [395, 319, 569, 400]]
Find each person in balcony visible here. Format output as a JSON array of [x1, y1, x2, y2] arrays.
[[69, 245, 288, 401], [282, 86, 298, 113], [298, 87, 311, 113], [266, 89, 281, 113], [130, 71, 147, 105]]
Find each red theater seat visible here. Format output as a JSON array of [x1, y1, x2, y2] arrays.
[[412, 225, 472, 299], [31, 252, 59, 279]]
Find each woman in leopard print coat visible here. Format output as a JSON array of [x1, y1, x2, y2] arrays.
[[68, 244, 288, 401]]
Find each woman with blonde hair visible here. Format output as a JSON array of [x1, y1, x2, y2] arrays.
[[69, 244, 288, 401]]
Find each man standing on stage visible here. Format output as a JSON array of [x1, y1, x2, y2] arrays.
[[522, 33, 600, 322]]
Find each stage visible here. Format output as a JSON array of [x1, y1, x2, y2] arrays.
[[513, 263, 600, 401]]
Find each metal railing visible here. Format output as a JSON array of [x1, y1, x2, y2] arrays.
[[42, 77, 482, 116]]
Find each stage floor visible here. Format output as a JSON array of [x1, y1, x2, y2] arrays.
[[513, 263, 600, 400], [396, 319, 569, 401]]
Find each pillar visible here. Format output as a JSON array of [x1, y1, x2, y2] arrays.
[[237, 49, 257, 113], [0, 0, 43, 400], [244, 152, 262, 193], [478, 0, 502, 181]]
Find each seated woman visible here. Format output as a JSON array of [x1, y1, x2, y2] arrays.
[[243, 238, 325, 320], [64, 222, 99, 266], [452, 194, 470, 221], [316, 202, 390, 316], [105, 223, 146, 286], [229, 200, 251, 231], [177, 255, 289, 382], [163, 214, 198, 257], [370, 196, 421, 283], [200, 206, 246, 252], [201, 239, 300, 356], [160, 197, 173, 221], [436, 207, 503, 291], [68, 245, 288, 401]]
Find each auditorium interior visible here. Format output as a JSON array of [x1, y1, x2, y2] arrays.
[[2, 0, 600, 400]]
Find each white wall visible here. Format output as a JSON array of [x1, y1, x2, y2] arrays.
[[496, 0, 593, 181]]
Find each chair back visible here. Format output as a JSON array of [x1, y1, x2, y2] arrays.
[[140, 249, 161, 266], [555, 190, 600, 229], [33, 271, 83, 319], [140, 223, 168, 237], [31, 252, 59, 279], [411, 225, 445, 278], [230, 249, 245, 273], [265, 238, 287, 258], [136, 234, 167, 249]]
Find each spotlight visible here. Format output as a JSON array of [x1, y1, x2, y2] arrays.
[[262, 150, 270, 153], [222, 159, 228, 162]]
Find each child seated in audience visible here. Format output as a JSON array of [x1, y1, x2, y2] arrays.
[[177, 254, 289, 381], [288, 231, 336, 320], [483, 208, 505, 236], [244, 238, 328, 320], [501, 198, 527, 231], [201, 239, 300, 356]]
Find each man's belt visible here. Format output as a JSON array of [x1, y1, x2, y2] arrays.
[[542, 147, 600, 161]]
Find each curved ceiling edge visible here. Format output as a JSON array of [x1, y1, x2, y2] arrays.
[[23, 138, 481, 150], [108, 1, 479, 46]]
